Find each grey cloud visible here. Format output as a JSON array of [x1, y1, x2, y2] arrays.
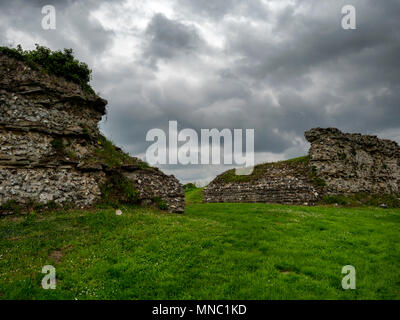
[[227, 0, 399, 86], [177, 0, 268, 20], [143, 13, 205, 66], [0, 0, 115, 63], [177, 0, 241, 18]]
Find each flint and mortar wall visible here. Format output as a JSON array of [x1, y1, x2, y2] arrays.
[[204, 128, 400, 205], [204, 161, 319, 205], [305, 128, 400, 195], [0, 54, 184, 213], [124, 170, 185, 213]]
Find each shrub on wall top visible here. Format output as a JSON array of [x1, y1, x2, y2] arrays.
[[0, 44, 94, 94]]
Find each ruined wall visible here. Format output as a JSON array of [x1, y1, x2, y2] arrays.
[[204, 128, 400, 205], [124, 169, 185, 213], [0, 53, 184, 213], [305, 128, 400, 195], [204, 160, 319, 205]]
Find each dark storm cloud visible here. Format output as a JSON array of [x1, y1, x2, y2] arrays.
[[226, 1, 397, 86], [220, 0, 400, 135], [143, 13, 205, 66], [1, 0, 399, 183]]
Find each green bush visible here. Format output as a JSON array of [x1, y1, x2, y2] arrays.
[[184, 183, 197, 191], [0, 44, 94, 94]]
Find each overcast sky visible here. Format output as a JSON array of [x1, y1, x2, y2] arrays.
[[1, 0, 399, 184]]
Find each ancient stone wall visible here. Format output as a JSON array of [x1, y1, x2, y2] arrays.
[[204, 128, 400, 205], [305, 128, 400, 195], [123, 169, 185, 213], [204, 159, 319, 205], [0, 53, 184, 213]]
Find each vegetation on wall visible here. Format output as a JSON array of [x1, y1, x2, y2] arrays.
[[152, 197, 168, 210], [219, 155, 310, 183], [51, 137, 65, 153], [49, 133, 150, 171], [215, 155, 328, 190], [95, 135, 150, 170], [320, 193, 400, 208], [0, 44, 94, 94], [0, 199, 63, 215], [0, 200, 22, 215], [100, 172, 138, 207], [308, 165, 326, 187]]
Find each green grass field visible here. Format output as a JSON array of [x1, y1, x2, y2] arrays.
[[0, 188, 399, 299]]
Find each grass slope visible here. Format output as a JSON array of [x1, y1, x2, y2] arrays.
[[0, 202, 399, 299], [185, 187, 204, 204]]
